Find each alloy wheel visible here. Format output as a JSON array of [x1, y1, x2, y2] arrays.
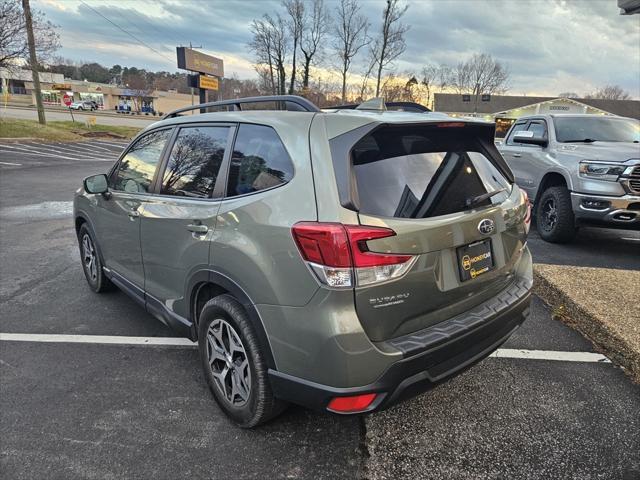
[[82, 233, 98, 282], [206, 318, 251, 407], [540, 198, 558, 232]]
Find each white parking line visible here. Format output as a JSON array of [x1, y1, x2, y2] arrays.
[[51, 142, 118, 155], [491, 348, 610, 363], [90, 140, 129, 147], [0, 333, 613, 363], [0, 144, 115, 162], [0, 161, 22, 166], [12, 142, 109, 160]]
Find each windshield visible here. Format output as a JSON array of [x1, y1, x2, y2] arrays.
[[554, 116, 640, 143]]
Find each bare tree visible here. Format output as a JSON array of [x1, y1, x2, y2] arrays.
[[283, 0, 304, 94], [358, 53, 377, 101], [333, 0, 369, 103], [300, 0, 331, 91], [0, 0, 59, 70], [249, 19, 274, 94], [420, 63, 441, 109], [370, 0, 409, 96], [449, 53, 510, 113], [558, 92, 579, 98], [587, 84, 631, 101], [249, 14, 289, 95], [268, 14, 289, 95]]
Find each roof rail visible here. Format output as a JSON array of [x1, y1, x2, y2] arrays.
[[162, 95, 321, 119], [330, 101, 431, 113]]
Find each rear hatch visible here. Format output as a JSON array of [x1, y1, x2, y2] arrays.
[[343, 121, 529, 341]]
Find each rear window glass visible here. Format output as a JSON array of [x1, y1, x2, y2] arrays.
[[352, 126, 511, 219]]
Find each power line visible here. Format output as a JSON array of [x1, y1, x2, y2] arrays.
[[136, 1, 186, 48], [111, 7, 175, 57], [77, 0, 175, 64]]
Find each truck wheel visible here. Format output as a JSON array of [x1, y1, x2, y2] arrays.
[[198, 294, 287, 428], [536, 186, 576, 243]]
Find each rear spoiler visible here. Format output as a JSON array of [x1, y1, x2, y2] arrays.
[[329, 121, 514, 212]]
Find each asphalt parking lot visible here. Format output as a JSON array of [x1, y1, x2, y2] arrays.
[[1, 142, 639, 479]]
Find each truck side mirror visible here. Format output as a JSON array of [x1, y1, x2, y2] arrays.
[[514, 131, 548, 147]]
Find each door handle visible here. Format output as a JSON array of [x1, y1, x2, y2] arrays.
[[512, 153, 522, 158], [186, 223, 209, 234]]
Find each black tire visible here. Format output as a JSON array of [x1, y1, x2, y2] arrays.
[[198, 294, 286, 428], [535, 186, 577, 243], [77, 223, 115, 292]]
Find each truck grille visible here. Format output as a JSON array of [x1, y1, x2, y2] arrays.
[[628, 167, 640, 194]]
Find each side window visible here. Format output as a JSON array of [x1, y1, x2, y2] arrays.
[[506, 122, 527, 145], [527, 120, 547, 138], [226, 124, 294, 197], [160, 126, 229, 198], [111, 129, 170, 193]]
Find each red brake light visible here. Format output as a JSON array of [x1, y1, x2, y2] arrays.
[[327, 393, 377, 413], [291, 223, 351, 267], [292, 222, 417, 288], [344, 225, 413, 267], [437, 122, 465, 128], [292, 223, 412, 268]]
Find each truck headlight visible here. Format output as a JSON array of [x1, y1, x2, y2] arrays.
[[578, 162, 625, 182]]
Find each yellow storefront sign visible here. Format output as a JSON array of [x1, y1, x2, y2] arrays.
[[199, 76, 219, 91]]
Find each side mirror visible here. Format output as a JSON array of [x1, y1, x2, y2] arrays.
[[513, 130, 548, 147], [84, 174, 109, 195]]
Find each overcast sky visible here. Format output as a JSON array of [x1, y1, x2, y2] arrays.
[[37, 0, 640, 98]]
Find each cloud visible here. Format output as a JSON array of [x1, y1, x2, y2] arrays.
[[34, 0, 640, 98]]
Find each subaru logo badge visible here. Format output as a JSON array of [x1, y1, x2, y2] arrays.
[[478, 219, 495, 235]]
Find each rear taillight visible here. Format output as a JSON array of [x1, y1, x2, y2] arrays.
[[292, 222, 417, 288], [522, 190, 531, 234]]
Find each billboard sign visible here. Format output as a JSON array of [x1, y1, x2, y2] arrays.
[[177, 47, 224, 77]]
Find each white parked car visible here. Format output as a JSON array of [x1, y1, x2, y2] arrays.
[[70, 101, 97, 111]]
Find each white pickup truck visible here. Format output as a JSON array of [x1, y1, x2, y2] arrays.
[[499, 114, 640, 242]]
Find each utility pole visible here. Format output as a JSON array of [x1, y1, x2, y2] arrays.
[[22, 0, 46, 125], [186, 41, 203, 107]]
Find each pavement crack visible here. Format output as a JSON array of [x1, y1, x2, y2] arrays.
[[0, 358, 16, 369], [0, 263, 75, 304], [499, 362, 537, 440], [358, 416, 371, 480]]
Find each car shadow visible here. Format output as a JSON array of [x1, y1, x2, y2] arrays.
[[527, 220, 640, 271]]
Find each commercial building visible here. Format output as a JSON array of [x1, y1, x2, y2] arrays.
[[433, 93, 640, 137], [1, 68, 192, 115]]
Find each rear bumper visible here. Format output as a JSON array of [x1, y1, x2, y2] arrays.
[[268, 277, 532, 413], [571, 192, 640, 228]]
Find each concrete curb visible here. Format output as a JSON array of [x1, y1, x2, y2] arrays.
[[533, 266, 640, 383]]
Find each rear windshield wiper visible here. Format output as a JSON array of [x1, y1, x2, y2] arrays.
[[562, 138, 597, 143], [465, 188, 506, 209]]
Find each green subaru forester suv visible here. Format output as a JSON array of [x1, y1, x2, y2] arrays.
[[74, 96, 532, 427]]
